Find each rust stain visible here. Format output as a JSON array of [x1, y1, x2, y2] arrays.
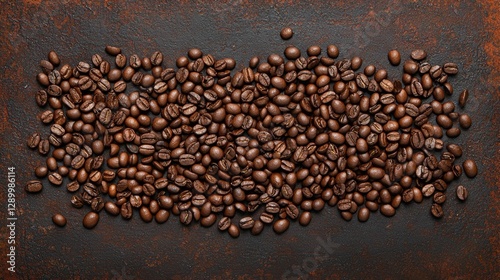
[[481, 0, 500, 91], [23, 0, 42, 5], [478, 0, 500, 272]]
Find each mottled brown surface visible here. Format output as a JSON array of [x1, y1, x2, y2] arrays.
[[0, 0, 499, 279]]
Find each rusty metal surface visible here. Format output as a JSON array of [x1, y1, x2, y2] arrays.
[[0, 0, 499, 279]]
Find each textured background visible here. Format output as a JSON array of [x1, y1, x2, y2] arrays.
[[0, 0, 499, 279]]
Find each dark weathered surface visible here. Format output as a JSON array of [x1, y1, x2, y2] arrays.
[[0, 1, 499, 279]]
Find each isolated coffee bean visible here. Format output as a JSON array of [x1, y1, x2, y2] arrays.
[[83, 211, 99, 229], [52, 214, 67, 227], [26, 180, 43, 193], [280, 27, 293, 40], [462, 159, 478, 178], [431, 203, 443, 218], [456, 185, 468, 201]]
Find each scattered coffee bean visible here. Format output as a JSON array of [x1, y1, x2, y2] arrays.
[[52, 214, 67, 227], [431, 203, 444, 218], [280, 27, 293, 40], [25, 39, 477, 236], [26, 180, 43, 193], [82, 211, 99, 229], [462, 159, 478, 178], [388, 50, 401, 66], [273, 219, 290, 234], [456, 185, 468, 201]]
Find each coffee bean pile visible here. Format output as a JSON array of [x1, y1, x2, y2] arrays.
[[26, 31, 477, 236]]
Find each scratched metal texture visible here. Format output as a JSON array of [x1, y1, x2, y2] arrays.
[[0, 0, 499, 279]]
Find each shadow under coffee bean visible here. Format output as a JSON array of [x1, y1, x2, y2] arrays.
[[25, 30, 477, 236]]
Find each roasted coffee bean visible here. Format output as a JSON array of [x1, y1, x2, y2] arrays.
[[459, 89, 469, 107], [27, 132, 41, 148], [456, 185, 468, 201], [218, 217, 231, 231], [25, 45, 477, 234], [83, 211, 99, 229], [273, 219, 290, 234], [462, 159, 478, 178], [357, 207, 370, 222], [411, 49, 427, 61], [280, 27, 293, 40], [239, 217, 255, 229], [388, 50, 401, 66], [52, 214, 67, 227], [48, 172, 63, 185], [379, 204, 395, 217], [458, 114, 472, 129], [26, 180, 43, 193], [431, 203, 443, 218]]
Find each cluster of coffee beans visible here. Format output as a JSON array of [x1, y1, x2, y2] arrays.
[[26, 34, 477, 236]]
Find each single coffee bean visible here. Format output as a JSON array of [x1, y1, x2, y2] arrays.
[[27, 132, 41, 148], [388, 50, 401, 66], [458, 89, 469, 107], [48, 172, 63, 185], [105, 46, 121, 56], [380, 204, 396, 217], [456, 185, 468, 201], [431, 203, 443, 218], [280, 27, 293, 40], [251, 220, 264, 235], [83, 211, 99, 229], [299, 211, 312, 226], [422, 184, 435, 197], [357, 207, 370, 222], [104, 202, 120, 216], [228, 224, 240, 238], [52, 214, 67, 227], [443, 62, 458, 75], [239, 216, 255, 229], [462, 159, 478, 178], [155, 209, 170, 224], [273, 219, 290, 234], [458, 114, 472, 129], [48, 51, 60, 66], [433, 192, 446, 204], [26, 180, 43, 193], [411, 49, 427, 61], [218, 217, 231, 231]]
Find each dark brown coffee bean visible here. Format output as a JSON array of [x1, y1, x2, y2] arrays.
[[218, 217, 231, 231], [411, 49, 427, 61], [380, 204, 396, 217], [456, 185, 468, 201], [431, 203, 443, 218], [83, 211, 99, 229], [48, 172, 63, 185], [52, 214, 67, 227], [26, 180, 43, 193], [280, 27, 293, 40], [239, 217, 255, 229], [105, 46, 121, 56], [27, 132, 41, 148], [458, 114, 472, 129], [462, 159, 478, 178], [104, 202, 120, 216], [228, 224, 240, 238], [443, 62, 458, 75], [121, 202, 133, 219], [273, 219, 290, 234], [357, 207, 370, 222], [388, 50, 401, 66], [458, 89, 469, 107]]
